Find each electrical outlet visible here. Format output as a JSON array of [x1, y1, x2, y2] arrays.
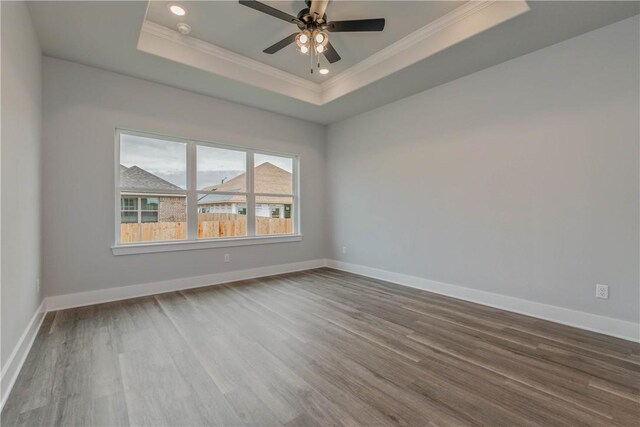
[[595, 284, 609, 299], [342, 246, 347, 254], [224, 254, 230, 263]]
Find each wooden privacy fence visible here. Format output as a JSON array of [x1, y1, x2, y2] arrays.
[[120, 214, 292, 242], [120, 221, 187, 243]]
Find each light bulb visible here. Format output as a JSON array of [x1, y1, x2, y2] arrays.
[[300, 45, 309, 54], [299, 34, 308, 44], [316, 44, 325, 53], [315, 33, 324, 43], [319, 68, 329, 75], [168, 4, 187, 16]]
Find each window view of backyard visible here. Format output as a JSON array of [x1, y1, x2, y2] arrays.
[[118, 132, 296, 244]]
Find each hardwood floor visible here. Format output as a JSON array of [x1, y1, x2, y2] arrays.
[[2, 268, 639, 426]]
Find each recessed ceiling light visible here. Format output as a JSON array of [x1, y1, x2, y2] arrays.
[[319, 68, 329, 75], [177, 22, 192, 35], [168, 3, 187, 16]]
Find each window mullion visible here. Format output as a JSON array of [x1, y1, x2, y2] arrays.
[[187, 142, 198, 240], [246, 149, 255, 237], [293, 155, 300, 235]]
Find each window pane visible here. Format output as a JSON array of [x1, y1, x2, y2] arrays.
[[198, 194, 247, 239], [119, 192, 186, 243], [197, 145, 246, 191], [254, 153, 293, 194], [120, 133, 187, 190], [256, 196, 293, 236], [121, 197, 137, 211], [121, 211, 138, 223], [141, 197, 159, 211], [141, 212, 159, 223]]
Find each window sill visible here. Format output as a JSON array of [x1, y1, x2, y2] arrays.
[[112, 234, 303, 256]]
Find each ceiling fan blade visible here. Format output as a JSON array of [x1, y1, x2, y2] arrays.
[[263, 33, 298, 54], [309, 0, 329, 20], [238, 1, 301, 24], [327, 18, 385, 32], [323, 42, 341, 63]]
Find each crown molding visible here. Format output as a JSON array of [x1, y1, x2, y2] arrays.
[[138, 0, 530, 106], [320, 0, 530, 103], [138, 20, 324, 104], [320, 0, 498, 92]]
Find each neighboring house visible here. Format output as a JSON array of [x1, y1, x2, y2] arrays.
[[199, 162, 292, 218], [120, 162, 292, 223], [120, 165, 186, 223]]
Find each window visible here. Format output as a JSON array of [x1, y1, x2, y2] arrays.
[[254, 153, 294, 235], [141, 197, 159, 223], [120, 197, 138, 223], [120, 196, 159, 223], [116, 130, 299, 249]]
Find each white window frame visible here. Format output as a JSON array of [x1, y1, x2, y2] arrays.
[[120, 195, 162, 224], [113, 129, 301, 255]]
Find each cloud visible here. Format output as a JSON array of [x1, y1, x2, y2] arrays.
[[120, 133, 293, 189]]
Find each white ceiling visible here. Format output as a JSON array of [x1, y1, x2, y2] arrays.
[[28, 1, 640, 124], [137, 0, 530, 105], [145, 1, 465, 82]]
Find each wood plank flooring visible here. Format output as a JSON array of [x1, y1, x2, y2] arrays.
[[2, 268, 639, 426]]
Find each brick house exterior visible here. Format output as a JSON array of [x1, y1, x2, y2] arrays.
[[200, 162, 292, 218], [120, 165, 186, 223], [158, 196, 187, 222], [120, 162, 291, 223]]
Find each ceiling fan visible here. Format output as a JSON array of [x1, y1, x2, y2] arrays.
[[238, 0, 385, 74]]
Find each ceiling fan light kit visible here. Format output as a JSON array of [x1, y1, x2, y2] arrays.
[[295, 29, 312, 53], [239, 0, 385, 75]]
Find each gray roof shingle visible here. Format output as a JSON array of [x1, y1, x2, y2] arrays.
[[120, 165, 181, 191]]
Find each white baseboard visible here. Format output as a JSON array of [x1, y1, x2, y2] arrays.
[[45, 259, 327, 312], [326, 259, 640, 343], [1, 299, 46, 410], [4, 257, 635, 413], [1, 259, 325, 411]]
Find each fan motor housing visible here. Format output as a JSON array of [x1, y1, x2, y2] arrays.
[[296, 8, 327, 28]]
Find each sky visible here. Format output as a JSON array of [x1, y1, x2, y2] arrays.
[[120, 134, 292, 189]]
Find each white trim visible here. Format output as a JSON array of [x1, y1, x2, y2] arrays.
[[140, 20, 321, 94], [4, 259, 636, 410], [45, 259, 326, 312], [120, 188, 188, 195], [115, 129, 301, 249], [246, 148, 256, 237], [114, 129, 122, 244], [112, 234, 303, 255], [137, 21, 323, 105], [1, 299, 46, 410], [121, 191, 187, 197], [137, 1, 529, 105], [321, 0, 530, 103], [186, 141, 197, 240], [320, 0, 496, 92], [326, 260, 640, 343]]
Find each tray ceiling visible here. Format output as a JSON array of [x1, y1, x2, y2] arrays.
[[27, 1, 640, 123], [138, 0, 530, 104], [144, 1, 466, 82]]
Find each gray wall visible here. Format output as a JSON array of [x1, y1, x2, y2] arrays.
[[1, 2, 43, 366], [327, 16, 640, 323], [41, 57, 326, 297]]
